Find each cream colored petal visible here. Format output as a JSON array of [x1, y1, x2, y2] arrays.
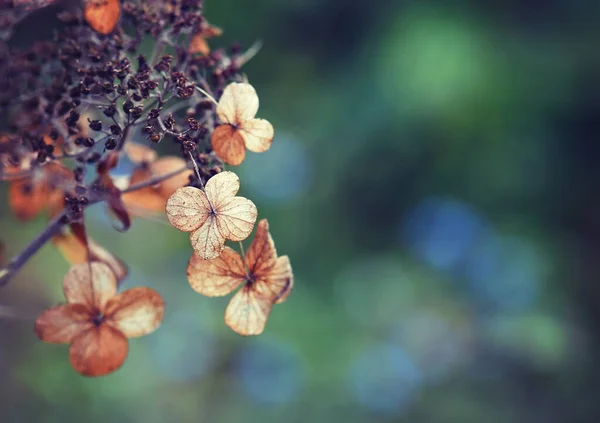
[[68, 325, 128, 377], [216, 82, 259, 125], [224, 285, 273, 336], [190, 215, 226, 260], [63, 262, 117, 310], [216, 197, 257, 242], [52, 232, 128, 284], [34, 304, 93, 344], [267, 255, 294, 304], [166, 186, 210, 232], [187, 247, 246, 296], [204, 171, 240, 209], [240, 118, 274, 153], [104, 287, 164, 338]]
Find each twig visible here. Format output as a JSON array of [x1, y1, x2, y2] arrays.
[[123, 165, 189, 193], [0, 165, 190, 287], [0, 212, 66, 287]]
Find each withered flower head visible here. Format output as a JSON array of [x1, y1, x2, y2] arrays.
[[35, 262, 164, 376], [187, 219, 293, 336]]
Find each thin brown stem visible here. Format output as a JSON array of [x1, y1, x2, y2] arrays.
[[0, 212, 66, 287], [123, 165, 189, 193], [0, 164, 190, 287]]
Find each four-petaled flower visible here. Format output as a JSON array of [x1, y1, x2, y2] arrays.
[[166, 171, 258, 260], [187, 219, 293, 335], [34, 262, 164, 377], [211, 83, 274, 166]]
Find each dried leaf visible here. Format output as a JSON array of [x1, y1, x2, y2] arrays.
[[166, 171, 257, 259], [210, 83, 274, 165], [84, 0, 120, 35]]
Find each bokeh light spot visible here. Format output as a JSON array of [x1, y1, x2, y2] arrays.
[[235, 337, 304, 405], [350, 344, 422, 415]]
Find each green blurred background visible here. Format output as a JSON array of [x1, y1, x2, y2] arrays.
[[3, 0, 600, 422]]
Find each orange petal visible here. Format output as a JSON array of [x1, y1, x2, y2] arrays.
[[244, 219, 277, 275], [34, 303, 93, 344], [104, 287, 164, 338], [84, 0, 120, 35], [187, 247, 246, 296], [151, 157, 193, 198], [240, 118, 274, 153], [62, 262, 117, 309], [68, 325, 128, 376], [124, 142, 158, 164], [211, 124, 246, 166], [216, 83, 259, 125], [190, 215, 226, 260], [52, 231, 128, 283], [9, 177, 46, 220], [189, 35, 210, 56], [123, 157, 192, 214], [224, 285, 273, 336], [215, 196, 257, 242], [122, 168, 166, 214], [165, 186, 210, 232]]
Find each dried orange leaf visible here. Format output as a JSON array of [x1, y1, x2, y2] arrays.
[[104, 287, 164, 338], [34, 304, 93, 344], [187, 247, 246, 296], [211, 83, 274, 166], [62, 262, 117, 310], [84, 0, 120, 35], [224, 285, 274, 336], [68, 325, 128, 377], [166, 171, 257, 259]]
